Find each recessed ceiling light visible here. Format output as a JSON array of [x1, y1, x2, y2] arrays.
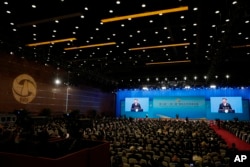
[[84, 7, 88, 10], [180, 16, 184, 19], [80, 15, 84, 19], [245, 37, 249, 40], [221, 30, 225, 33], [225, 19, 230, 22], [141, 4, 146, 8], [215, 10, 220, 14], [232, 1, 237, 5], [4, 2, 8, 5], [143, 39, 147, 42], [245, 20, 249, 24], [193, 23, 197, 26], [72, 32, 76, 34], [121, 24, 125, 27], [6, 10, 11, 14], [31, 4, 36, 8], [137, 30, 140, 33], [12, 28, 16, 31], [112, 33, 116, 36], [238, 32, 242, 35], [155, 31, 158, 34], [116, 1, 120, 5], [90, 36, 93, 39], [129, 34, 133, 37], [182, 28, 186, 31], [109, 10, 113, 13], [55, 20, 59, 23], [75, 26, 79, 29], [212, 24, 216, 28], [164, 27, 167, 30], [193, 34, 197, 36], [149, 20, 153, 23], [209, 35, 213, 38], [96, 28, 99, 31], [10, 22, 14, 25], [193, 7, 198, 11], [107, 37, 110, 40]]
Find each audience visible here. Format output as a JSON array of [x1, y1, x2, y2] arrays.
[[1, 115, 249, 167]]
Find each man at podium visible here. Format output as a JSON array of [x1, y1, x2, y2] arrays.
[[131, 99, 143, 112], [218, 98, 235, 113]]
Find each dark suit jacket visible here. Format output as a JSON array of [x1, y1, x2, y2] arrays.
[[131, 103, 142, 111], [218, 103, 234, 113]]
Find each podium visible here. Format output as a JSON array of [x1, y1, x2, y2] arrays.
[[218, 109, 235, 113]]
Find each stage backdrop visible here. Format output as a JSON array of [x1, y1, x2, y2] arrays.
[[116, 88, 250, 120]]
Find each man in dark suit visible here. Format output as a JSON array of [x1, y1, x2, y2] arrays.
[[131, 99, 143, 112], [218, 98, 234, 113]]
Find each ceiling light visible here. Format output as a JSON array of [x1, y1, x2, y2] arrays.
[[149, 20, 153, 23], [6, 10, 11, 14], [80, 15, 84, 19], [225, 19, 230, 22], [245, 20, 249, 24], [215, 10, 220, 14], [193, 23, 197, 26], [101, 6, 188, 23], [146, 60, 191, 65], [116, 1, 121, 5], [180, 16, 184, 19], [129, 42, 190, 51], [193, 7, 198, 11], [26, 37, 76, 47], [164, 27, 167, 30], [232, 1, 237, 5], [84, 7, 88, 10], [109, 10, 113, 13], [238, 32, 242, 35], [142, 4, 146, 8], [31, 5, 36, 8], [55, 20, 59, 23], [137, 30, 141, 33], [121, 24, 125, 27], [210, 85, 216, 89], [212, 24, 216, 28], [64, 42, 116, 51]]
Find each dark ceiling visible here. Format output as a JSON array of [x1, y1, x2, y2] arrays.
[[0, 0, 250, 91]]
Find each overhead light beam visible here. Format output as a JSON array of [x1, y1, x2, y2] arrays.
[[129, 42, 190, 51], [64, 42, 116, 51], [146, 60, 191, 65], [26, 37, 77, 47], [101, 6, 188, 23]]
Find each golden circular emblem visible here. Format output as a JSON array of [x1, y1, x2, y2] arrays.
[[12, 74, 37, 104]]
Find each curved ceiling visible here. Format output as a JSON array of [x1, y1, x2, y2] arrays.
[[0, 0, 250, 91]]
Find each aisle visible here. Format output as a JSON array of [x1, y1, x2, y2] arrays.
[[210, 125, 250, 151]]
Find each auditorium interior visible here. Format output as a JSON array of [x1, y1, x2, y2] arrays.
[[0, 0, 250, 167]]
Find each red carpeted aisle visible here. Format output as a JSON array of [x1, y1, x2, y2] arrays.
[[210, 124, 250, 151]]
